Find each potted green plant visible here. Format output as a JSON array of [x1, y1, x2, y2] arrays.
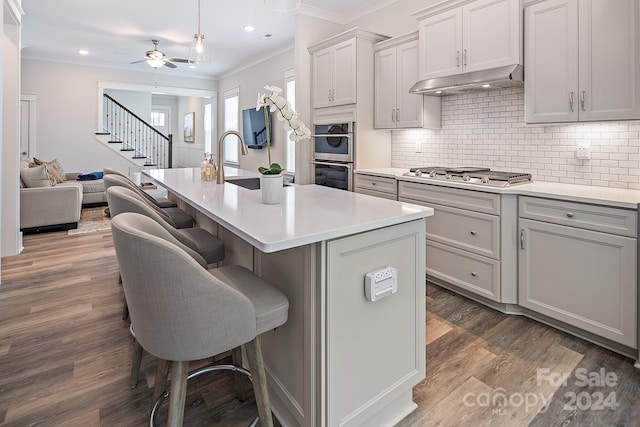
[[256, 85, 311, 204]]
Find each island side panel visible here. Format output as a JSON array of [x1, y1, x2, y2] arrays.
[[325, 219, 426, 426], [258, 244, 319, 427]]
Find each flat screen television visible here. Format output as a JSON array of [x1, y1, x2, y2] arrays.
[[242, 106, 272, 149]]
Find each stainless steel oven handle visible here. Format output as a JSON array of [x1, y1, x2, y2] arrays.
[[311, 134, 352, 138], [311, 160, 352, 169]]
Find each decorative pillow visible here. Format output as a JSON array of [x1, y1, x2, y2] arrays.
[[33, 157, 66, 182], [20, 164, 56, 188]]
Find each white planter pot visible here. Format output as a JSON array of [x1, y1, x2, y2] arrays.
[[260, 174, 283, 204]]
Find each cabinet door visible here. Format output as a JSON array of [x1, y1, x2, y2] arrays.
[[463, 0, 520, 73], [312, 47, 334, 109], [418, 8, 462, 80], [578, 0, 640, 121], [519, 219, 637, 347], [332, 39, 357, 106], [374, 47, 397, 129], [524, 0, 579, 123], [396, 40, 424, 128]]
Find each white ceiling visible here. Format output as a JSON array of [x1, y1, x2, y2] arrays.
[[21, 0, 398, 80]]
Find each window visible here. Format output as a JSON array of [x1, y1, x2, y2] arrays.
[[150, 111, 165, 126], [284, 69, 296, 173], [204, 103, 212, 154], [223, 87, 240, 164]]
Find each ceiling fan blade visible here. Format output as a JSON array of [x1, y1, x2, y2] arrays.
[[167, 58, 190, 63], [163, 61, 177, 69], [130, 59, 147, 64]]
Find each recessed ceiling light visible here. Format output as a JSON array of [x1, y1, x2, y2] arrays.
[[435, 90, 442, 94], [78, 49, 89, 55], [261, 34, 272, 39], [243, 25, 255, 32], [482, 84, 491, 88]]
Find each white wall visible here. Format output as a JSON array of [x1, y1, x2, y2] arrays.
[[176, 95, 210, 167], [105, 88, 151, 120], [21, 58, 217, 173], [347, 0, 439, 37], [217, 49, 295, 175], [392, 87, 640, 189]]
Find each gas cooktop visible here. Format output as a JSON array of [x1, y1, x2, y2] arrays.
[[403, 166, 533, 187]]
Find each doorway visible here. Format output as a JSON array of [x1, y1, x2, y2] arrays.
[[151, 106, 171, 136], [20, 94, 37, 161]]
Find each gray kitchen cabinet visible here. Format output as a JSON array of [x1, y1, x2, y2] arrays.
[[524, 0, 640, 123], [373, 32, 441, 129], [518, 196, 637, 348], [309, 29, 388, 109], [413, 0, 521, 81], [399, 181, 518, 303], [354, 173, 397, 200]]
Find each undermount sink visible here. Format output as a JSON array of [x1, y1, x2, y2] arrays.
[[225, 177, 290, 190]]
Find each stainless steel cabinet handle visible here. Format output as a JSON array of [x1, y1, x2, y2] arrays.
[[396, 109, 400, 122], [566, 212, 574, 218], [581, 91, 586, 111], [463, 49, 467, 66], [328, 89, 332, 102], [456, 50, 460, 67], [569, 92, 574, 111], [470, 231, 477, 236], [471, 272, 477, 277], [392, 109, 396, 122], [520, 229, 525, 249]]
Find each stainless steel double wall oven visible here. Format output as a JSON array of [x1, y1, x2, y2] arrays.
[[311, 122, 354, 191]]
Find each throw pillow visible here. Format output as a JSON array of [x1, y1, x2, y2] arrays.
[[49, 159, 66, 181], [20, 164, 56, 188], [33, 157, 66, 182]]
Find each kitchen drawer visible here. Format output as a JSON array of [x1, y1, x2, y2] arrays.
[[426, 203, 500, 260], [355, 174, 397, 195], [399, 181, 500, 214], [519, 196, 637, 238], [427, 240, 501, 302], [355, 187, 397, 200]]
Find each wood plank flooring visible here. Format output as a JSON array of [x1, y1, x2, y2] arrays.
[[1, 219, 639, 426]]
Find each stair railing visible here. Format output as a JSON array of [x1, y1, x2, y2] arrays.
[[102, 94, 173, 168]]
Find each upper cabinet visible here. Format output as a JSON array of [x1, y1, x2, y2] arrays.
[[413, 0, 522, 81], [309, 29, 388, 109], [525, 0, 640, 123], [374, 32, 441, 129]]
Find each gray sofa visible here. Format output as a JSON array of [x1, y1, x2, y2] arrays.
[[20, 172, 106, 231]]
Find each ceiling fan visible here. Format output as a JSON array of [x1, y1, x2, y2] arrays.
[[130, 40, 190, 69]]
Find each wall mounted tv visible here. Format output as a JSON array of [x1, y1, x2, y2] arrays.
[[242, 106, 272, 149]]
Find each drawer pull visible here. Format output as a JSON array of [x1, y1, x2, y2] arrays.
[[470, 231, 477, 236], [470, 272, 477, 277], [566, 212, 574, 218]]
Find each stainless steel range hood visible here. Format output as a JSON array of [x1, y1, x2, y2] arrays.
[[409, 64, 523, 96]]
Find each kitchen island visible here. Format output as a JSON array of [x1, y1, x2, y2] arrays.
[[144, 167, 434, 427]]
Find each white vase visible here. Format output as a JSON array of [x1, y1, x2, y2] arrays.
[[260, 173, 283, 204]]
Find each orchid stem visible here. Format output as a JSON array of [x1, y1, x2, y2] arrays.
[[263, 105, 271, 167]]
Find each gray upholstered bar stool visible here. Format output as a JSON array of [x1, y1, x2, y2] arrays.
[[106, 186, 224, 265], [104, 175, 193, 229], [111, 213, 288, 427], [103, 167, 177, 208]]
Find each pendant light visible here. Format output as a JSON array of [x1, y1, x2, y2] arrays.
[[189, 0, 210, 65], [264, 0, 301, 12]]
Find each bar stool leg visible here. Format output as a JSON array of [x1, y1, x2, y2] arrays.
[[232, 347, 250, 402], [154, 359, 170, 403], [129, 340, 143, 388], [244, 336, 274, 427], [167, 361, 189, 427]]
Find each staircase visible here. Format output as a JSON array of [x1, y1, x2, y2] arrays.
[[95, 94, 173, 169]]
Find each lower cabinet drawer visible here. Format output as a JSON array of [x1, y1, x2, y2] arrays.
[[426, 240, 500, 302], [354, 174, 397, 195]]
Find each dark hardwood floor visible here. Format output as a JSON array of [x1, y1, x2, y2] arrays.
[[1, 216, 639, 426]]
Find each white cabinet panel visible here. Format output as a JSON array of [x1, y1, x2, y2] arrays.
[[519, 218, 637, 347], [312, 47, 334, 109], [396, 40, 425, 128], [525, 0, 640, 123], [311, 39, 357, 108], [416, 0, 521, 80], [374, 47, 396, 128]]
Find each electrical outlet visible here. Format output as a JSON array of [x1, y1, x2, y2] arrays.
[[576, 144, 591, 160], [415, 141, 422, 153]]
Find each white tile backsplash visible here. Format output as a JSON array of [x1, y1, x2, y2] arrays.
[[391, 87, 640, 189]]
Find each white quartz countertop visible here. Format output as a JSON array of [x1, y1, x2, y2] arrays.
[[356, 168, 640, 209], [145, 167, 434, 253]]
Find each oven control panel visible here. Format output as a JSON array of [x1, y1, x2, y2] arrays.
[[364, 266, 398, 301]]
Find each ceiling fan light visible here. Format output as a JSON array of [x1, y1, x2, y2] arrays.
[[146, 58, 165, 69], [265, 0, 301, 12], [189, 34, 210, 64]]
